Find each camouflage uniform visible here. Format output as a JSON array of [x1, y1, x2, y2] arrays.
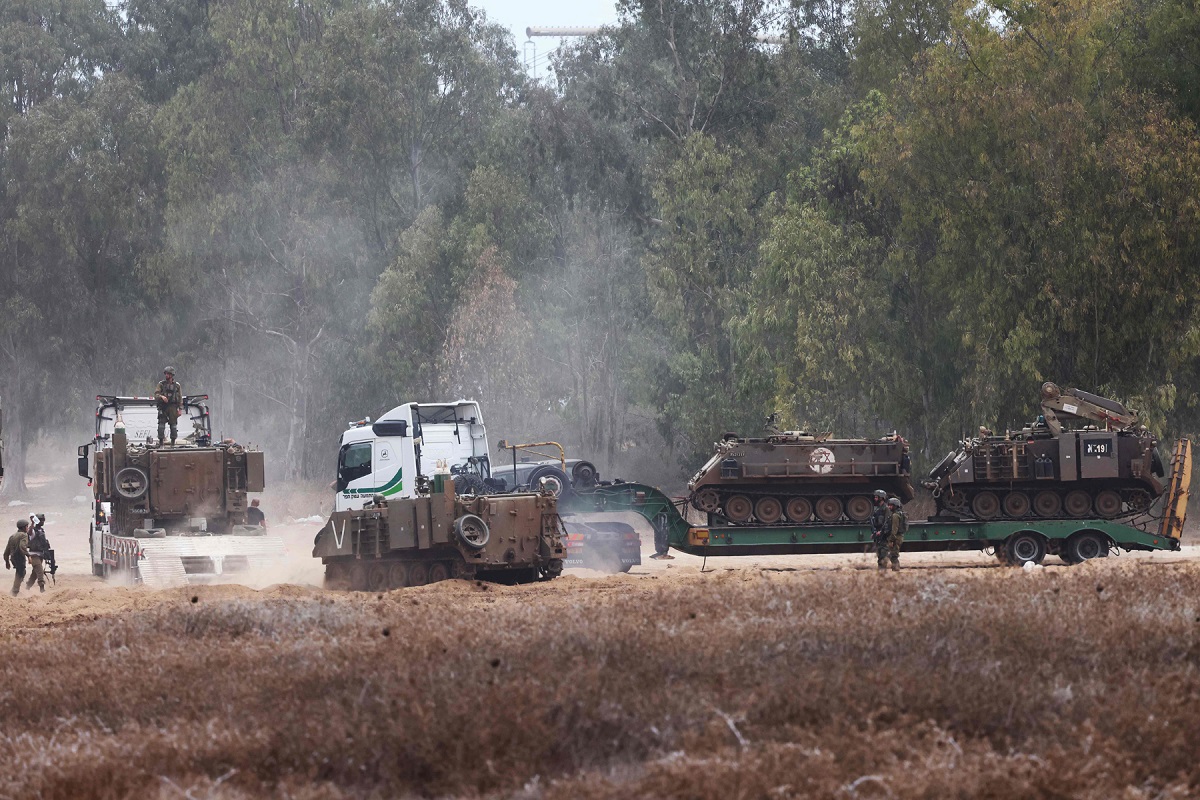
[[4, 521, 30, 596], [870, 495, 889, 544], [873, 505, 893, 570], [155, 375, 183, 444], [879, 503, 905, 571], [26, 525, 49, 592]]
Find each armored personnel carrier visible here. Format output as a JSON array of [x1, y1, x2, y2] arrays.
[[315, 477, 565, 589], [687, 418, 915, 525], [924, 383, 1166, 520], [78, 395, 283, 586]]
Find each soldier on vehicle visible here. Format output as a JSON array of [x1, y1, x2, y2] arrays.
[[879, 497, 907, 572], [869, 489, 890, 547], [155, 366, 183, 445], [246, 499, 266, 528], [25, 515, 49, 592], [4, 519, 30, 596]]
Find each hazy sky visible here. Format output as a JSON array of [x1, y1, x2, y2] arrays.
[[478, 0, 621, 40]]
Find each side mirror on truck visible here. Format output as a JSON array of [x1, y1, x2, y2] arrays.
[[77, 443, 91, 479]]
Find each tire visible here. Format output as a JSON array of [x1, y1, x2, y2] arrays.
[[754, 496, 783, 524], [1034, 491, 1061, 517], [1066, 532, 1109, 563], [1094, 490, 1121, 518], [1005, 533, 1046, 566], [1064, 490, 1091, 518], [725, 495, 753, 523], [785, 497, 812, 523], [815, 496, 843, 523], [527, 465, 571, 497], [845, 495, 873, 522], [571, 461, 599, 489], [455, 514, 490, 549], [1002, 492, 1031, 518], [428, 562, 451, 583], [114, 467, 149, 500], [366, 562, 389, 592], [453, 473, 488, 497], [971, 491, 1000, 520]]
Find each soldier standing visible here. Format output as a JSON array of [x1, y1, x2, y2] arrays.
[[4, 519, 30, 596], [869, 489, 889, 549], [26, 515, 50, 592], [881, 496, 907, 572], [155, 366, 183, 445]]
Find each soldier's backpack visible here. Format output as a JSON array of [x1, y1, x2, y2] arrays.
[[893, 510, 908, 537]]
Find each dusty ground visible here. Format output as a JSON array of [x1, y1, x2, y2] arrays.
[[2, 468, 1199, 798]]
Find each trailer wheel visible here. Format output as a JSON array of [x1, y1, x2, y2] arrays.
[[1005, 533, 1046, 566], [114, 467, 149, 500], [366, 562, 389, 592], [1066, 532, 1109, 563], [455, 514, 490, 549], [408, 562, 430, 587], [387, 562, 409, 589], [428, 562, 450, 583]]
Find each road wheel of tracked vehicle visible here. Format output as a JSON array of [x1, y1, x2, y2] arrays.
[[347, 563, 369, 592], [1034, 491, 1062, 517], [428, 562, 451, 583], [1005, 533, 1046, 566], [724, 495, 753, 524], [971, 491, 1000, 520], [366, 562, 389, 592], [1094, 490, 1122, 518], [455, 514, 490, 549], [1002, 492, 1031, 518], [785, 497, 813, 523], [1064, 490, 1091, 518], [408, 562, 430, 587], [114, 467, 149, 500], [1065, 531, 1109, 563], [815, 496, 843, 523], [754, 496, 783, 525], [693, 488, 720, 514], [387, 562, 409, 589], [1125, 489, 1152, 513], [845, 496, 873, 523]]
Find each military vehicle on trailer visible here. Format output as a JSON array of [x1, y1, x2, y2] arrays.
[[687, 416, 914, 525], [315, 476, 565, 589], [924, 382, 1166, 520], [77, 395, 283, 586]]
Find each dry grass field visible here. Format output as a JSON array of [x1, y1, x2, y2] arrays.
[[1, 554, 1198, 799]]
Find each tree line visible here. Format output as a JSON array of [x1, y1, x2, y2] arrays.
[[2, 0, 1199, 493]]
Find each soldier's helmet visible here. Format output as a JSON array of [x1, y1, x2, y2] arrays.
[[873, 489, 887, 501], [16, 519, 28, 530], [164, 366, 175, 376], [36, 513, 45, 522], [887, 497, 902, 508]]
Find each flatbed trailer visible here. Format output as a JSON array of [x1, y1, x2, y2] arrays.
[[564, 440, 1192, 567]]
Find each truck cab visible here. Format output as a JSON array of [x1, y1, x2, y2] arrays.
[[335, 400, 489, 512]]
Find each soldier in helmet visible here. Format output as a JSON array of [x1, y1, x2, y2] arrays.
[[869, 489, 890, 552], [4, 519, 31, 596], [25, 514, 50, 592], [155, 366, 183, 445], [879, 497, 907, 572]]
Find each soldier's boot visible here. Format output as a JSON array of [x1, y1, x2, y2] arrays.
[[10, 573, 21, 596], [169, 424, 177, 446], [890, 559, 900, 572]]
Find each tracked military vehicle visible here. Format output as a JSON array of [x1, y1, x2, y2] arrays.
[[315, 476, 564, 589], [687, 418, 914, 525], [924, 383, 1166, 520], [78, 395, 284, 586]]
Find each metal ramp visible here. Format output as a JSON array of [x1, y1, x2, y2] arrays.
[[130, 535, 288, 588]]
